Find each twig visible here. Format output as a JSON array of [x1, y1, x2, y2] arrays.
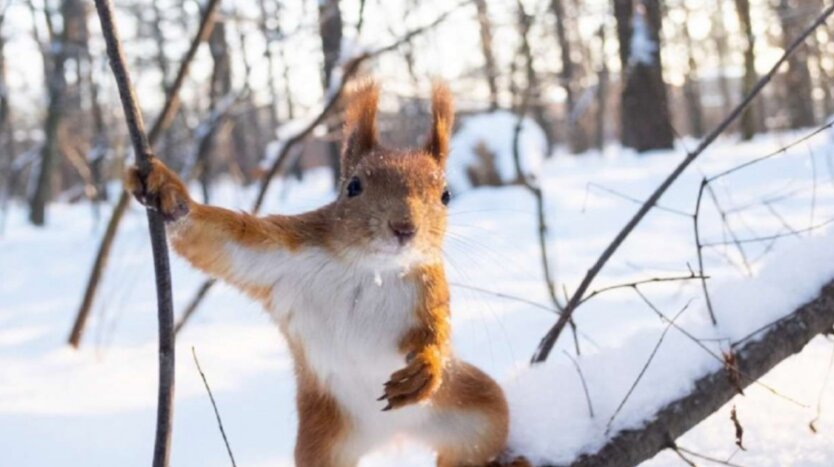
[[606, 297, 691, 432], [700, 217, 834, 247], [531, 4, 834, 363], [669, 442, 698, 467], [704, 184, 753, 276], [191, 347, 237, 467], [676, 446, 746, 467], [578, 272, 706, 307], [512, 80, 578, 354], [92, 0, 176, 465], [69, 0, 223, 348], [809, 339, 834, 433], [634, 288, 806, 409], [562, 350, 595, 418]]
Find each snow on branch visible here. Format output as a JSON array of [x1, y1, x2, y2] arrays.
[[562, 280, 834, 467]]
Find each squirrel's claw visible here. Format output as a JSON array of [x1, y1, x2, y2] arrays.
[[379, 355, 440, 411], [124, 158, 192, 222]]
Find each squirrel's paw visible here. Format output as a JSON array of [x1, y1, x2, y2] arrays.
[[125, 158, 191, 222], [379, 351, 442, 410]]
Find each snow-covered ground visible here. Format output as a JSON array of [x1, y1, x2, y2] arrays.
[[2, 126, 834, 466]]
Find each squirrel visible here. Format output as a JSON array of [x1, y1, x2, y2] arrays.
[[126, 81, 526, 467]]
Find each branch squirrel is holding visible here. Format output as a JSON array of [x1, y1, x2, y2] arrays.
[[127, 80, 527, 467]]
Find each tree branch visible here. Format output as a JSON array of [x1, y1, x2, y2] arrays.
[[69, 0, 223, 348], [91, 0, 176, 465], [555, 280, 834, 467]]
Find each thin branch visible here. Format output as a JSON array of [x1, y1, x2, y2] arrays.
[[512, 77, 578, 354], [707, 119, 834, 182], [700, 217, 834, 247], [92, 0, 175, 465], [191, 347, 237, 467], [69, 0, 223, 348], [705, 183, 753, 276], [562, 350, 595, 418], [531, 4, 834, 363], [676, 446, 747, 467], [578, 272, 706, 307], [606, 298, 691, 432]]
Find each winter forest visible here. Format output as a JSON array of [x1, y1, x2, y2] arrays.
[[2, 0, 834, 465]]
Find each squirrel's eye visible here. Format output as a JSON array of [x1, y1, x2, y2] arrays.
[[347, 177, 363, 198], [441, 188, 451, 206]]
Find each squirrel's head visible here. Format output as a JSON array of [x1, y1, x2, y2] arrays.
[[330, 80, 453, 269]]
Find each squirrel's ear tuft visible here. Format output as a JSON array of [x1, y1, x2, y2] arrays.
[[342, 79, 379, 175], [424, 81, 454, 165]]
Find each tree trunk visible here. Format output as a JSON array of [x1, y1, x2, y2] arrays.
[[474, 0, 500, 110], [711, 0, 733, 118], [516, 0, 556, 153], [551, 0, 589, 153], [733, 0, 758, 139], [258, 0, 280, 132], [554, 280, 834, 467], [680, 6, 704, 138], [194, 19, 232, 203], [776, 0, 816, 129], [613, 0, 674, 152], [318, 0, 343, 183], [29, 1, 73, 225], [595, 25, 609, 151]]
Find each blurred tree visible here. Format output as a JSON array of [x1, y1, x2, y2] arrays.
[[613, 0, 674, 152], [318, 0, 343, 182], [29, 0, 81, 225], [680, 3, 704, 138], [258, 0, 280, 131], [734, 0, 759, 139], [474, 0, 500, 110], [515, 0, 555, 153], [776, 0, 816, 129], [551, 0, 589, 153], [710, 0, 733, 117], [595, 24, 609, 151]]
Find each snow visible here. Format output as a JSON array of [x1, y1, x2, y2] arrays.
[[447, 110, 546, 192], [3, 128, 834, 466]]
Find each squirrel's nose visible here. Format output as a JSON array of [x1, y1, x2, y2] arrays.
[[389, 221, 417, 244]]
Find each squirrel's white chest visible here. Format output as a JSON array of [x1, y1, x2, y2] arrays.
[[240, 247, 420, 415]]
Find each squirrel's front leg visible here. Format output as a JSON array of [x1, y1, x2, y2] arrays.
[[381, 265, 451, 410], [125, 158, 311, 302]]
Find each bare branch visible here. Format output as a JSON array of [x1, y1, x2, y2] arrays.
[[91, 0, 176, 464], [192, 347, 237, 467], [69, 0, 223, 348]]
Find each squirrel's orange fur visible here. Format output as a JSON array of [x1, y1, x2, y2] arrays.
[[127, 81, 524, 467]]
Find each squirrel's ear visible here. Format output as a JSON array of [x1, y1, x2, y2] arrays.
[[424, 81, 454, 165], [342, 79, 379, 175]]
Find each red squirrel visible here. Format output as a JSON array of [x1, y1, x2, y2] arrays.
[[127, 81, 522, 466]]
